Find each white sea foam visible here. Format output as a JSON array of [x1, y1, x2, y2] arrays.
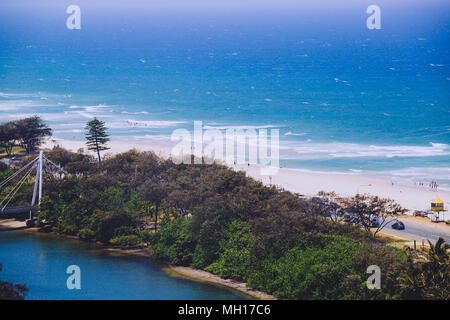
[[69, 104, 113, 113], [0, 112, 81, 121], [284, 131, 307, 136], [203, 124, 280, 130], [283, 141, 450, 160], [54, 129, 83, 133], [372, 167, 450, 190], [122, 119, 186, 128], [0, 100, 46, 111], [73, 111, 113, 119], [0, 92, 36, 98], [121, 111, 149, 115], [132, 134, 173, 141], [0, 91, 68, 100], [0, 99, 61, 111], [381, 167, 450, 180]]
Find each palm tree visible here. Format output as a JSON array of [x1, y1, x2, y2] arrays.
[[423, 237, 450, 264], [397, 237, 449, 299]]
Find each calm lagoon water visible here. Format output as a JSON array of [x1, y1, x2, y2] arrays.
[[0, 230, 245, 300]]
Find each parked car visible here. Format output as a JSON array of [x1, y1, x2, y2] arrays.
[[343, 214, 358, 223], [369, 218, 380, 228], [413, 210, 428, 217], [350, 216, 358, 224], [312, 197, 328, 205], [391, 221, 405, 230]]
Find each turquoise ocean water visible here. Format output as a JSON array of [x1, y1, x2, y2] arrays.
[[0, 0, 449, 188]]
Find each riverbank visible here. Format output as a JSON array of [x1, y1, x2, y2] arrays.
[[0, 219, 27, 230], [102, 246, 276, 299], [0, 218, 276, 300], [164, 266, 277, 300], [43, 138, 450, 215]]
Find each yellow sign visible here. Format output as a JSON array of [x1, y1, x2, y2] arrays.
[[431, 197, 444, 211]]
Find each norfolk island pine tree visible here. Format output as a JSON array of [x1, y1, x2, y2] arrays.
[[85, 117, 110, 164]]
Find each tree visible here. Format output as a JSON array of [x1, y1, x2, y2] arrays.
[[397, 237, 449, 299], [0, 121, 19, 156], [315, 191, 343, 222], [35, 146, 443, 300], [0, 263, 28, 300], [139, 178, 168, 230], [85, 117, 110, 164], [46, 145, 94, 177], [15, 116, 52, 154], [342, 194, 406, 238]]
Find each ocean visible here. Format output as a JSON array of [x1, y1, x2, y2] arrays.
[[1, 0, 449, 188]]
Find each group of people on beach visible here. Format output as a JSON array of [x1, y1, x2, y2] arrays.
[[429, 181, 439, 191], [417, 181, 439, 191]]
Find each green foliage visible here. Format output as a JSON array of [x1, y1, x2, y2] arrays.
[[0, 121, 18, 156], [397, 238, 449, 299], [90, 210, 134, 243], [0, 162, 12, 183], [114, 226, 136, 237], [205, 220, 255, 280], [78, 228, 96, 241], [342, 193, 407, 237], [191, 219, 222, 268], [138, 230, 153, 243], [124, 191, 150, 218], [0, 263, 27, 300], [85, 117, 110, 163], [0, 116, 51, 155], [109, 235, 140, 248], [247, 234, 367, 299], [46, 145, 94, 176], [30, 147, 445, 300], [151, 218, 195, 265]]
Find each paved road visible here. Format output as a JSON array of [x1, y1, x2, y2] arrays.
[[384, 217, 450, 243]]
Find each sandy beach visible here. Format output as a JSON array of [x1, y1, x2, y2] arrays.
[[43, 138, 450, 215], [239, 164, 450, 215]]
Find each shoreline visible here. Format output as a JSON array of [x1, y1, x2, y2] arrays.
[[0, 219, 276, 300], [164, 266, 277, 300], [43, 138, 450, 214]]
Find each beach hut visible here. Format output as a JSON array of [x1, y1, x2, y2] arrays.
[[430, 197, 446, 222]]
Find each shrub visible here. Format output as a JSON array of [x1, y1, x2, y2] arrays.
[[247, 234, 369, 299], [78, 228, 96, 241], [151, 218, 195, 265], [109, 235, 140, 248], [205, 220, 255, 281]]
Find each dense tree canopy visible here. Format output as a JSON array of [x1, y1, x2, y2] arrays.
[[0, 116, 52, 155], [0, 122, 19, 156], [0, 147, 448, 300]]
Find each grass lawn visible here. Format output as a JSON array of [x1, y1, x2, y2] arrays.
[[0, 146, 26, 156]]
